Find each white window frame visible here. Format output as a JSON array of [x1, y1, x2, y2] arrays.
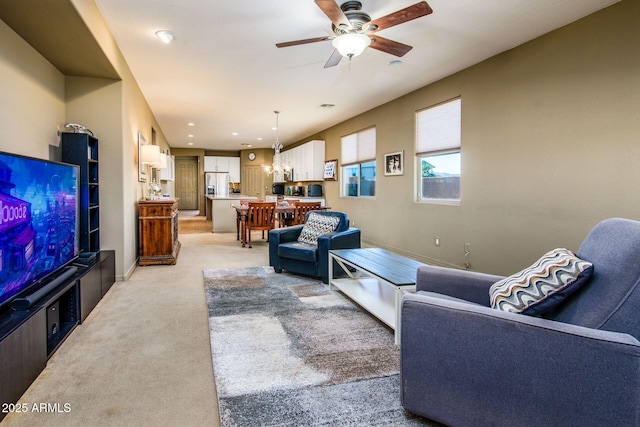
[[341, 127, 376, 198], [415, 97, 461, 204]]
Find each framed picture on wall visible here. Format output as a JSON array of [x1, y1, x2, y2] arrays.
[[324, 159, 338, 181], [138, 132, 147, 182], [384, 151, 404, 176]]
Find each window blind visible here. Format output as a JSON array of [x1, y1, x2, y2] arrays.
[[341, 127, 376, 165], [416, 98, 461, 154]]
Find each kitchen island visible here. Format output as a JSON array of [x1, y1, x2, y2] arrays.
[[206, 195, 258, 233]]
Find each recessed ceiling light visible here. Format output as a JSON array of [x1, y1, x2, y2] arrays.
[[187, 122, 195, 126], [155, 30, 175, 44], [188, 134, 194, 138], [240, 143, 252, 147], [320, 104, 335, 109], [187, 142, 194, 146], [388, 60, 403, 66], [257, 137, 262, 141], [232, 132, 238, 136]]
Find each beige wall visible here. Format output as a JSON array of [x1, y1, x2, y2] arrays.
[[69, 0, 173, 280], [300, 0, 640, 275], [0, 19, 65, 157], [0, 0, 172, 280]]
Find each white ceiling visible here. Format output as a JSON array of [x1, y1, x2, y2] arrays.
[[94, 0, 619, 151]]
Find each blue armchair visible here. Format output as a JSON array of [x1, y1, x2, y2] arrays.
[[269, 211, 361, 283], [400, 218, 640, 426]]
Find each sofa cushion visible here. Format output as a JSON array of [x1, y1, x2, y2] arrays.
[[297, 212, 340, 245], [278, 241, 318, 263], [489, 248, 593, 316]]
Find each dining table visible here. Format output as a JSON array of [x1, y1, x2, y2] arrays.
[[233, 202, 329, 247]]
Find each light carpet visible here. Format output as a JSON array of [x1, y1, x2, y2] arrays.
[[204, 266, 435, 426]]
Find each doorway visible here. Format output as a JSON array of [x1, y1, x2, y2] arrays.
[[243, 165, 264, 199], [175, 157, 199, 210]]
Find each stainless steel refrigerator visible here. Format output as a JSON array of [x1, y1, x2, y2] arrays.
[[205, 172, 230, 197]]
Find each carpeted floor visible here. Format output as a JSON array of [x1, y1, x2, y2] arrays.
[[204, 266, 436, 426]]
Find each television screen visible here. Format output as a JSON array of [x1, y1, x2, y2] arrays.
[[0, 151, 79, 309]]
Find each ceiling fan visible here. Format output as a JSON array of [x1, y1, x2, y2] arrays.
[[276, 0, 433, 68]]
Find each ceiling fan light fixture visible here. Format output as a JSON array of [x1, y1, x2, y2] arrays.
[[332, 33, 371, 58], [155, 30, 175, 44]]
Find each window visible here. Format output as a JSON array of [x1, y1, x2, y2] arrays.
[[341, 127, 376, 197], [416, 98, 461, 202]]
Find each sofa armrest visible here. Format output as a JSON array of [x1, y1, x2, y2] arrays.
[[416, 264, 505, 306], [269, 225, 304, 244], [400, 292, 640, 427], [318, 227, 361, 249], [269, 226, 304, 271]]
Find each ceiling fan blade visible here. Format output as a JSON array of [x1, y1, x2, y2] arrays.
[[324, 49, 343, 68], [366, 1, 433, 33], [276, 36, 330, 48], [315, 0, 351, 30], [369, 35, 413, 57]]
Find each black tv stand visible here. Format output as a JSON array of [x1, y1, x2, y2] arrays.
[[0, 250, 115, 421], [11, 266, 79, 311]]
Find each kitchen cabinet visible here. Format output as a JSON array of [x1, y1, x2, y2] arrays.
[[309, 140, 326, 180], [159, 154, 175, 181], [138, 199, 181, 265], [204, 156, 229, 172], [286, 140, 325, 182], [228, 157, 240, 182], [205, 156, 240, 181], [273, 149, 291, 183]]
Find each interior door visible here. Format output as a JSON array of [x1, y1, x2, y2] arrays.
[[244, 165, 264, 199], [175, 157, 198, 210]]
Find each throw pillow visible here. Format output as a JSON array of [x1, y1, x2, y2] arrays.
[[297, 213, 340, 245], [489, 248, 593, 316]]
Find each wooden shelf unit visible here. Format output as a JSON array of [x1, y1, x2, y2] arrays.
[[138, 199, 181, 265]]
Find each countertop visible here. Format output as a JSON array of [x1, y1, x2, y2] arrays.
[[206, 195, 257, 200]]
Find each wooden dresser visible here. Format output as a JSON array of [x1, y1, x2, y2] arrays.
[[138, 198, 181, 265]]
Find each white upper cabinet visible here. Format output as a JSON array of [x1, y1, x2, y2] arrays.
[[159, 155, 175, 181], [228, 157, 240, 182], [282, 140, 325, 182], [204, 156, 230, 172]]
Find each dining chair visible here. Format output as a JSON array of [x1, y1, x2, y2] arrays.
[[278, 200, 297, 228], [293, 201, 322, 225], [235, 199, 256, 241], [245, 201, 276, 248]]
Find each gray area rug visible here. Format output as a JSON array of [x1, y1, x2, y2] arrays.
[[204, 266, 435, 426]]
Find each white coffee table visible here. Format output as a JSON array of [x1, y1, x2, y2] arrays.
[[328, 248, 425, 345]]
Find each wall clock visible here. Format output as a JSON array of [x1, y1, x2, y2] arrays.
[[248, 152, 256, 161]]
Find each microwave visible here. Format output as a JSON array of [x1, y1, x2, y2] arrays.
[[272, 183, 285, 195]]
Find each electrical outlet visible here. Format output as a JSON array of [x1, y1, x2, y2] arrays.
[[434, 237, 441, 247], [464, 243, 472, 269]]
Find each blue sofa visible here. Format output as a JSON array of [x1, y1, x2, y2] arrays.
[[269, 211, 361, 283], [400, 218, 640, 426]]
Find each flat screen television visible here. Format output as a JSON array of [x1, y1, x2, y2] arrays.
[[0, 151, 79, 310]]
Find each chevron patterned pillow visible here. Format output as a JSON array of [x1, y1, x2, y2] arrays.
[[489, 248, 593, 315], [297, 213, 340, 245]]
